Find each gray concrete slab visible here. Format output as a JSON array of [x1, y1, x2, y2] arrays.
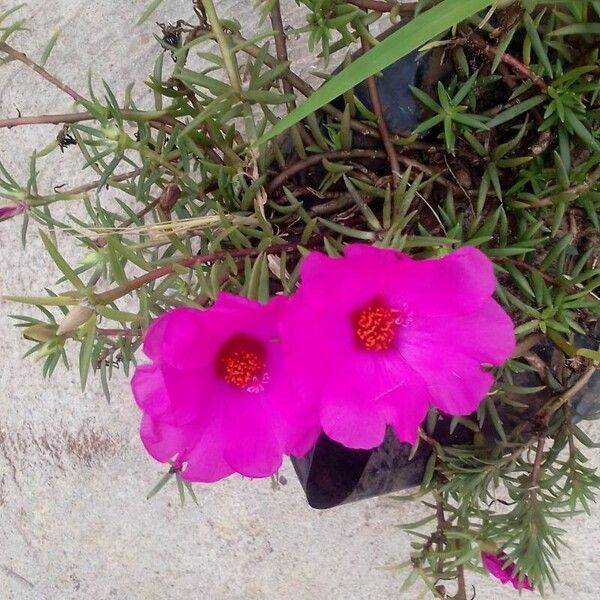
[[1, 2, 599, 598]]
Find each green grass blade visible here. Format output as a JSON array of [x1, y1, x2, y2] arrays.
[[255, 0, 492, 146]]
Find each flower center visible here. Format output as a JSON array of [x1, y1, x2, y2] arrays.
[[216, 334, 267, 391], [352, 298, 402, 352]]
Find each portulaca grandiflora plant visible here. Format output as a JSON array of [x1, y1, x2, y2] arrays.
[[1, 0, 600, 597]]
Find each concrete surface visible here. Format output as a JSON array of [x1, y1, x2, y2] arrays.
[[0, 1, 599, 599]]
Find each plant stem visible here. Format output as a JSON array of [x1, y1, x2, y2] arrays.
[[529, 436, 546, 499], [0, 42, 84, 102], [94, 239, 321, 305], [456, 565, 468, 600], [360, 35, 400, 187], [0, 110, 181, 130], [59, 168, 142, 196], [546, 365, 598, 415], [435, 500, 447, 574], [347, 0, 417, 11], [269, 2, 294, 105], [465, 32, 548, 93], [265, 149, 462, 194], [501, 257, 559, 285], [510, 333, 545, 358], [269, 1, 314, 151], [201, 0, 242, 96], [97, 327, 142, 337], [529, 164, 600, 208]]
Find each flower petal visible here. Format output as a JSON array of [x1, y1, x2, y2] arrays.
[[319, 354, 429, 449], [132, 364, 171, 419], [482, 553, 533, 591], [390, 246, 497, 316], [262, 349, 321, 457], [143, 307, 209, 369], [401, 339, 495, 415], [140, 413, 234, 483], [298, 245, 498, 320], [221, 393, 283, 477], [140, 413, 184, 463], [159, 361, 214, 425], [410, 299, 515, 365], [180, 418, 235, 483], [386, 375, 432, 444], [132, 360, 213, 426], [321, 393, 388, 450]]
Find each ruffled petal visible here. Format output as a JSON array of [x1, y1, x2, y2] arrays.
[[344, 243, 412, 265], [132, 361, 213, 426], [262, 348, 321, 457], [282, 282, 433, 448], [159, 362, 214, 425], [140, 413, 235, 483], [389, 246, 497, 316], [298, 246, 498, 321], [298, 250, 406, 317], [321, 394, 388, 450], [385, 372, 432, 444], [409, 299, 515, 365], [140, 413, 191, 463], [319, 354, 427, 449], [214, 290, 285, 313], [180, 416, 235, 483], [131, 364, 172, 419], [221, 392, 283, 478], [280, 292, 353, 402], [400, 337, 495, 415], [143, 306, 212, 370], [482, 553, 533, 591]]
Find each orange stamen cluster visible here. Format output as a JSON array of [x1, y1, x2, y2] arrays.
[[352, 299, 400, 352], [216, 335, 266, 390]]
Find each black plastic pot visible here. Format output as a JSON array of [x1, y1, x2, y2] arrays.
[[291, 417, 473, 510], [341, 36, 450, 136]]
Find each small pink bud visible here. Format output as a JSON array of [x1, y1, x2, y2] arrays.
[[0, 202, 26, 222], [481, 552, 533, 591]]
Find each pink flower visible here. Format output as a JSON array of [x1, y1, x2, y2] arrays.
[[280, 244, 515, 449], [0, 202, 26, 222], [131, 292, 319, 482], [482, 552, 533, 591]]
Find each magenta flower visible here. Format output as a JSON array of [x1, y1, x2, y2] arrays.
[[280, 244, 515, 449], [132, 292, 319, 482], [482, 552, 533, 591], [0, 202, 26, 222]]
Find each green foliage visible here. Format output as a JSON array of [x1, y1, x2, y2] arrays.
[[255, 0, 494, 144], [1, 1, 600, 598]]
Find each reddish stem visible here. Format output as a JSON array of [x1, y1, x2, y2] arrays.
[[465, 33, 548, 93], [0, 42, 84, 102], [0, 111, 180, 130], [483, 45, 548, 92], [95, 239, 323, 305], [265, 149, 462, 195], [360, 36, 400, 187], [61, 168, 142, 195]]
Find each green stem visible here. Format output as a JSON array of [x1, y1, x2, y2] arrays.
[[201, 0, 242, 96]]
